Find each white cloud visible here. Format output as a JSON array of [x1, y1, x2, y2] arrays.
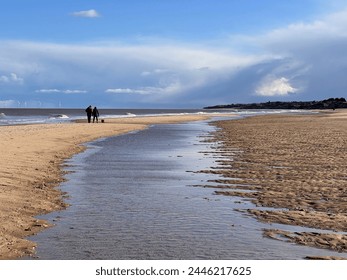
[[255, 76, 298, 97], [0, 99, 17, 108], [106, 88, 152, 95], [140, 69, 170, 76], [106, 83, 182, 96], [35, 89, 60, 93], [71, 9, 100, 18], [63, 89, 88, 94], [0, 73, 24, 84], [36, 89, 87, 94]]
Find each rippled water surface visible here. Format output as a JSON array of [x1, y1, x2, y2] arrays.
[[29, 120, 347, 259]]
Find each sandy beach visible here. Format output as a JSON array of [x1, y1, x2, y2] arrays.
[[1, 111, 346, 260], [203, 110, 347, 258], [0, 114, 210, 259]]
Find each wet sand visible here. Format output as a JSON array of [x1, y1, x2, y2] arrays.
[[203, 110, 347, 258], [0, 115, 211, 259]]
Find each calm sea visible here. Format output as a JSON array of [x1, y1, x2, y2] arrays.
[[0, 108, 307, 126], [0, 108, 222, 125]]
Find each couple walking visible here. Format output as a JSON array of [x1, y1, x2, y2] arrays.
[[85, 105, 100, 123]]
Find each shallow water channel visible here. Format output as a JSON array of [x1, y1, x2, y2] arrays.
[[29, 120, 347, 259]]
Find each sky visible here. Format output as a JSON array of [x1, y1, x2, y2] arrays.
[[1, 0, 347, 108]]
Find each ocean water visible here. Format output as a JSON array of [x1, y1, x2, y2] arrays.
[[27, 119, 347, 260], [0, 108, 217, 125], [0, 108, 307, 126]]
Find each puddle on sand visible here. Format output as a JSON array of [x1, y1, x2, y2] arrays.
[[28, 120, 347, 259]]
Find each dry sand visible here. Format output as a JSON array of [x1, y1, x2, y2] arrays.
[[201, 109, 347, 258], [0, 114, 211, 259]]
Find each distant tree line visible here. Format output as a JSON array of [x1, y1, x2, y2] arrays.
[[204, 97, 347, 110]]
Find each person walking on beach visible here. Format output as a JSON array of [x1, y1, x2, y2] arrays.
[[93, 106, 100, 123], [85, 105, 93, 123]]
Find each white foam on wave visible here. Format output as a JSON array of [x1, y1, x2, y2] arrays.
[[49, 114, 69, 119]]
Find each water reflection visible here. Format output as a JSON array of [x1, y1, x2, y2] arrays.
[[29, 121, 347, 259]]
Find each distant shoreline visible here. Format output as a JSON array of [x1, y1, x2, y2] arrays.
[[204, 97, 347, 110]]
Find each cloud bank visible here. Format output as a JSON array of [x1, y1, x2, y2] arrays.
[[1, 8, 347, 107]]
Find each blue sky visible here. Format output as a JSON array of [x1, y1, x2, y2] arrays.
[[1, 0, 347, 108]]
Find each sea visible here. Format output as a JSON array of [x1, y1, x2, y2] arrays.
[[0, 107, 307, 126], [0, 108, 224, 125], [3, 108, 342, 259]]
